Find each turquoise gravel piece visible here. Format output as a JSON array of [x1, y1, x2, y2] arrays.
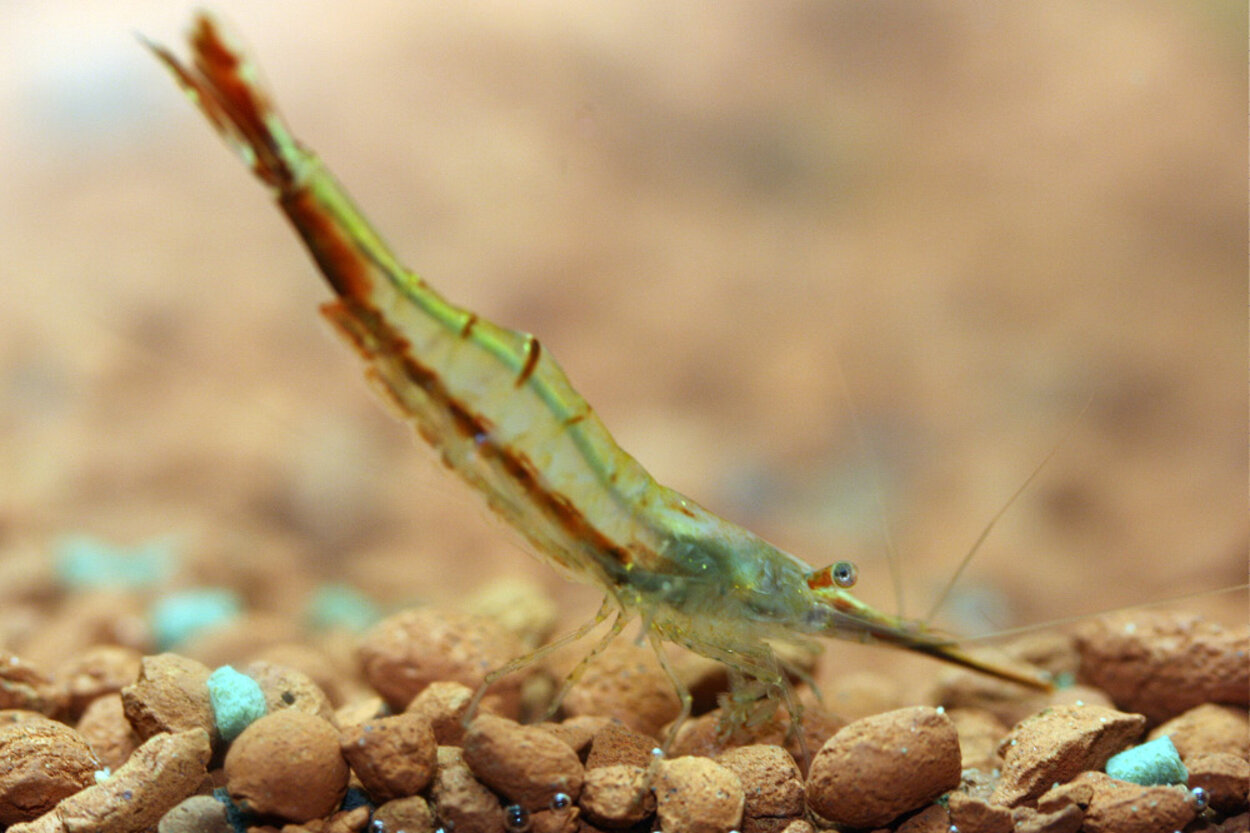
[[1105, 735, 1188, 786], [151, 588, 241, 650], [307, 583, 382, 632], [55, 534, 176, 589], [208, 665, 267, 741]]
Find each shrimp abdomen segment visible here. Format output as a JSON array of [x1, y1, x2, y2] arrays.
[[299, 167, 664, 587], [152, 16, 665, 586]]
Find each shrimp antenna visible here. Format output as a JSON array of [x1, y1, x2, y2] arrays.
[[924, 394, 1094, 625], [947, 581, 1249, 646], [830, 352, 905, 618]]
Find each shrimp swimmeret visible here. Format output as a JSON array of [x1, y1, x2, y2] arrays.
[[148, 14, 1050, 739]]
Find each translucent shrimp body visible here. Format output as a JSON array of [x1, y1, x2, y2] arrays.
[[149, 14, 1050, 736]]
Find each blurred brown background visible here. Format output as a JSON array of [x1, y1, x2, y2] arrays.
[[1, 2, 1245, 683]]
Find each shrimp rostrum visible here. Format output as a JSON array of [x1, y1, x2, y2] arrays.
[[149, 14, 1051, 743]]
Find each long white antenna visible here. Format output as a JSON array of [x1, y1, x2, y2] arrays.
[[830, 352, 905, 618], [944, 582, 1249, 646], [924, 396, 1094, 625]]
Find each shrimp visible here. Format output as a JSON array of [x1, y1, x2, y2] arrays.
[[147, 13, 1050, 743]]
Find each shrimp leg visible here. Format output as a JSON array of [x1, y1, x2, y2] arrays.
[[463, 596, 617, 727]]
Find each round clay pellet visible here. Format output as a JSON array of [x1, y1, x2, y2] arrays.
[[338, 712, 437, 802], [0, 718, 100, 825], [806, 706, 960, 829], [462, 714, 583, 811], [223, 710, 348, 822], [358, 608, 523, 716]]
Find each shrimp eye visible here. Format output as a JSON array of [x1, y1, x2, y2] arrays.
[[832, 561, 858, 588]]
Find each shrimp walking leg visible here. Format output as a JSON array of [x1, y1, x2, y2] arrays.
[[464, 596, 616, 727], [541, 611, 629, 722], [645, 631, 693, 751]]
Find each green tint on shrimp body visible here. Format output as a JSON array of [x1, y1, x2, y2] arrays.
[[149, 13, 1051, 741]]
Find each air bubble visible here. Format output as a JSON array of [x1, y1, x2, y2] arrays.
[[1190, 786, 1209, 811], [549, 792, 572, 810], [504, 804, 530, 833]]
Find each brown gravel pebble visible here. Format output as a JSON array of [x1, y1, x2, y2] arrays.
[[248, 643, 347, 707], [1006, 632, 1084, 679], [1201, 813, 1250, 832], [403, 680, 485, 746], [822, 671, 905, 721], [0, 545, 56, 607], [371, 794, 435, 833], [674, 652, 733, 716], [806, 706, 960, 829], [338, 712, 436, 802], [0, 710, 49, 726], [240, 660, 337, 724], [668, 702, 843, 775], [430, 745, 505, 833], [578, 764, 653, 828], [157, 794, 232, 833], [8, 727, 211, 833], [358, 608, 524, 717], [177, 612, 305, 671], [462, 713, 584, 811], [558, 641, 681, 740], [18, 592, 150, 674], [535, 716, 603, 757], [1188, 752, 1250, 816], [584, 721, 657, 770], [776, 821, 814, 833], [246, 804, 371, 833], [75, 693, 139, 771], [271, 804, 371, 833], [1076, 612, 1250, 724], [1011, 803, 1084, 833], [0, 718, 101, 825], [120, 653, 216, 743], [1148, 703, 1249, 760], [947, 791, 1013, 833], [989, 702, 1146, 807], [715, 744, 804, 826], [54, 646, 142, 719], [334, 696, 388, 728], [960, 766, 998, 802], [1038, 770, 1196, 833], [529, 804, 580, 833], [946, 707, 1009, 772], [519, 673, 557, 726], [894, 803, 950, 832], [931, 663, 1109, 729], [461, 576, 559, 650], [653, 756, 744, 833], [0, 654, 68, 717], [224, 710, 348, 822]]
